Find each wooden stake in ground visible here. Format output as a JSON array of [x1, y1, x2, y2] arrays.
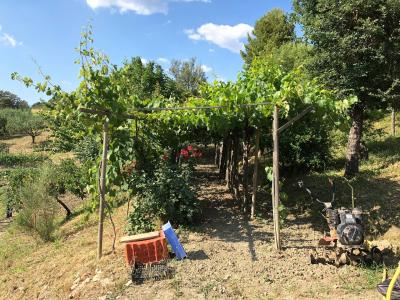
[[98, 120, 109, 260], [251, 129, 260, 219], [272, 106, 281, 251]]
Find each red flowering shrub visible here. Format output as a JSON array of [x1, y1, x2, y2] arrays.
[[162, 145, 203, 162]]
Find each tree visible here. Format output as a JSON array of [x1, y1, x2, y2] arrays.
[[0, 90, 29, 109], [385, 0, 400, 136], [241, 9, 295, 65], [120, 57, 182, 101], [169, 58, 206, 96], [0, 109, 46, 143], [294, 0, 400, 176], [268, 42, 311, 73]]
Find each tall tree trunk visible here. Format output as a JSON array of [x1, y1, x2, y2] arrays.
[[251, 129, 260, 219], [56, 197, 72, 219], [31, 135, 35, 144], [392, 107, 396, 136], [345, 105, 364, 177]]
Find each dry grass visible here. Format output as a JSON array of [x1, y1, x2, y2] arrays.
[[1, 132, 49, 154], [0, 205, 130, 300]]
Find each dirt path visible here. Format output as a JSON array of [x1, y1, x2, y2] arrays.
[[117, 164, 379, 300]]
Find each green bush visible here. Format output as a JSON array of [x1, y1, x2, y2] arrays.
[[1, 167, 38, 216], [74, 136, 99, 163], [279, 110, 332, 171], [127, 161, 201, 234], [4, 160, 88, 238], [0, 153, 48, 167], [0, 143, 9, 154], [15, 167, 59, 241], [52, 159, 89, 199]]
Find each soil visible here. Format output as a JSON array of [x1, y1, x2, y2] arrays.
[[114, 164, 380, 300]]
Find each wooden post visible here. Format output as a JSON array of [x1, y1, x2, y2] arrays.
[[251, 129, 260, 219], [98, 120, 109, 260], [392, 108, 396, 136], [272, 106, 281, 251]]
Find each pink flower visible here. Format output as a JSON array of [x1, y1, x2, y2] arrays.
[[192, 150, 203, 158], [187, 145, 193, 151], [180, 149, 189, 158]]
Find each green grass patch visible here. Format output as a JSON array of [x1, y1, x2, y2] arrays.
[[0, 153, 48, 167]]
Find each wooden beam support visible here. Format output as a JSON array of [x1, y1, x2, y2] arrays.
[[250, 129, 260, 219], [97, 120, 109, 260], [272, 105, 281, 251], [278, 106, 313, 134]]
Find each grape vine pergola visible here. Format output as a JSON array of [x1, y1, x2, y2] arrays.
[[81, 102, 313, 259]]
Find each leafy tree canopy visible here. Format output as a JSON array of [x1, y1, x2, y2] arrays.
[[0, 90, 29, 109], [294, 0, 400, 107], [169, 57, 206, 96], [241, 8, 295, 65], [294, 0, 400, 175]]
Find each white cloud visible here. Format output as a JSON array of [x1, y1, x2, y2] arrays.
[[0, 25, 22, 48], [86, 0, 168, 15], [157, 57, 170, 64], [86, 0, 210, 15], [173, 0, 211, 2], [201, 64, 212, 73], [208, 48, 215, 53], [185, 23, 253, 53], [0, 33, 21, 47], [140, 57, 148, 64]]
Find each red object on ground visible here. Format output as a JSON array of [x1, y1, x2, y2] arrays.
[[318, 236, 337, 246], [124, 230, 169, 266]]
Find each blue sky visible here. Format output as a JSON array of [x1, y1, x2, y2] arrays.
[[0, 0, 293, 105]]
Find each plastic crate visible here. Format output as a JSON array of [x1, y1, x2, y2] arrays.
[[124, 230, 169, 266]]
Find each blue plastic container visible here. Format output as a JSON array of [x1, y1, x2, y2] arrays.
[[162, 221, 187, 260]]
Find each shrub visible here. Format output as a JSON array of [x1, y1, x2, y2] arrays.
[[2, 167, 38, 217], [127, 161, 201, 234], [55, 159, 89, 199], [15, 168, 58, 241], [74, 136, 100, 163], [4, 160, 89, 238], [279, 110, 332, 171], [0, 143, 9, 154]]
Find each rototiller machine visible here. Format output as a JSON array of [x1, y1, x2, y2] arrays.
[[298, 179, 383, 267]]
